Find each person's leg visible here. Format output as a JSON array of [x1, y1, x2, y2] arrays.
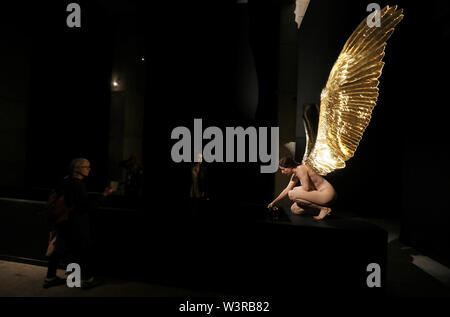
[[80, 247, 93, 281], [288, 186, 334, 206], [290, 195, 332, 220], [79, 249, 103, 289], [290, 202, 305, 215], [43, 250, 66, 288], [46, 252, 58, 279], [72, 214, 93, 281], [43, 226, 70, 288], [78, 220, 103, 289], [77, 231, 93, 281]]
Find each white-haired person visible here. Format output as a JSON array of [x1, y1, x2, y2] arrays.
[[44, 158, 115, 289]]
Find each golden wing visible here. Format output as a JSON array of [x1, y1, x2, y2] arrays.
[[302, 5, 404, 175]]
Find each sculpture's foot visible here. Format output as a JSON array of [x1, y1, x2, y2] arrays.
[[291, 202, 306, 215], [292, 208, 305, 215], [313, 207, 332, 220]]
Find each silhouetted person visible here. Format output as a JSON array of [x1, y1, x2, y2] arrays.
[[119, 154, 144, 196], [190, 153, 208, 199], [44, 158, 115, 289], [189, 153, 209, 216]]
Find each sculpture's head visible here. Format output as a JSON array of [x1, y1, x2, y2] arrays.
[[279, 156, 298, 176]]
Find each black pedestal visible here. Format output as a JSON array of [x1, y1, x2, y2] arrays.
[[0, 198, 387, 297]]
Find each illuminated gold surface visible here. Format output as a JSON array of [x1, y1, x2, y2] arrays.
[[302, 5, 404, 175]]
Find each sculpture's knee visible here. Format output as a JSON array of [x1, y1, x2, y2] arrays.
[[288, 190, 295, 200]]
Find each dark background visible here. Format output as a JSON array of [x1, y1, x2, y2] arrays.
[[0, 0, 449, 267]]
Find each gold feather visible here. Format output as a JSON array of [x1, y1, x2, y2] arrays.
[[302, 5, 404, 175]]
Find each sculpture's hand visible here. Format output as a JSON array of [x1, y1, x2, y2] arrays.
[[267, 203, 278, 211]]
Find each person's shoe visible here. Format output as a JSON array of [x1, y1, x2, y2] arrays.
[[81, 276, 103, 290], [43, 276, 66, 289]]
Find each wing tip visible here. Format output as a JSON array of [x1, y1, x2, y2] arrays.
[[383, 5, 404, 18]]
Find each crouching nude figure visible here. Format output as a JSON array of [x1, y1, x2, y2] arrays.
[[267, 157, 337, 220]]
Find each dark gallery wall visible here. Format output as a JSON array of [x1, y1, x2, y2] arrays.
[[143, 0, 282, 206], [0, 5, 31, 188], [23, 1, 114, 192], [107, 2, 145, 189], [0, 1, 146, 196], [394, 1, 450, 266], [0, 0, 280, 202], [274, 3, 299, 201]]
